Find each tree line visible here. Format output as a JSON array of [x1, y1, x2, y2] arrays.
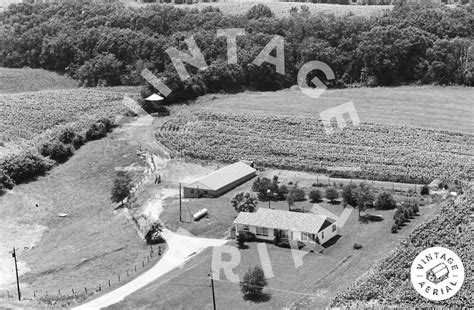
[[2, 3, 472, 104]]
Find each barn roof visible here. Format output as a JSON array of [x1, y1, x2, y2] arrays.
[[184, 161, 256, 191], [234, 208, 335, 235]]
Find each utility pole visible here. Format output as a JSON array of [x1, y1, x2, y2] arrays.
[[12, 247, 21, 301], [179, 182, 182, 222], [209, 268, 216, 310]]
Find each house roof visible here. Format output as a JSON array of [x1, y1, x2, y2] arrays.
[[145, 94, 164, 101], [184, 161, 256, 191], [234, 208, 335, 235]]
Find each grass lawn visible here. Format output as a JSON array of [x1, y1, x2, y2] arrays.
[[186, 86, 474, 134], [110, 192, 440, 309], [0, 134, 165, 304], [160, 167, 425, 240]]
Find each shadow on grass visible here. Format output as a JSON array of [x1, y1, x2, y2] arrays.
[[237, 244, 250, 250], [243, 292, 272, 303]]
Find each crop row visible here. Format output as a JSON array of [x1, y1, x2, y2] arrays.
[[0, 89, 128, 156], [331, 186, 473, 307], [157, 111, 473, 184]]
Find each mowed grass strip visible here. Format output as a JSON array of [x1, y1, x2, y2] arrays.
[[0, 68, 77, 94], [190, 86, 474, 134]]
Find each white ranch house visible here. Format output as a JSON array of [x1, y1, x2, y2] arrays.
[[233, 208, 338, 245]]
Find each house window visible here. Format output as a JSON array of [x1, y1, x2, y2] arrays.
[[242, 225, 249, 231], [301, 233, 313, 241], [204, 191, 208, 195], [190, 189, 195, 193], [256, 227, 268, 237], [332, 224, 336, 232], [321, 232, 324, 239]]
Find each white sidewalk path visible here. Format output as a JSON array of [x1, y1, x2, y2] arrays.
[[73, 229, 227, 310]]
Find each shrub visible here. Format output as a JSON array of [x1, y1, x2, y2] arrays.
[[412, 203, 420, 215], [0, 169, 14, 193], [86, 122, 107, 141], [325, 187, 339, 203], [246, 4, 274, 19], [48, 142, 74, 163], [237, 234, 245, 249], [97, 118, 113, 132], [276, 239, 305, 249], [391, 224, 398, 233], [420, 185, 430, 195], [288, 186, 306, 201], [375, 192, 397, 210], [145, 222, 165, 244], [309, 189, 322, 202], [72, 134, 85, 149], [0, 152, 54, 184], [353, 243, 363, 249], [240, 266, 268, 297], [58, 128, 77, 145], [238, 231, 256, 242]]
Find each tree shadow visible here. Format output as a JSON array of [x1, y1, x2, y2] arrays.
[[237, 244, 249, 250], [243, 292, 272, 303]]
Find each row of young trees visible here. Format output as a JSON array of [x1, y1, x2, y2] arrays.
[[2, 3, 472, 101]]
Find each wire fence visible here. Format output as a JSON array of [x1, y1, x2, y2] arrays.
[[0, 243, 165, 307]]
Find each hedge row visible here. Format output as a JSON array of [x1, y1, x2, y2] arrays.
[[0, 118, 114, 194]]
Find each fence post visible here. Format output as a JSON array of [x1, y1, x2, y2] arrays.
[[134, 266, 137, 273], [84, 287, 87, 294], [118, 274, 121, 282], [127, 270, 129, 277], [142, 260, 145, 267], [98, 284, 101, 292], [34, 291, 36, 298], [108, 279, 111, 287], [58, 289, 61, 296], [72, 288, 75, 295]]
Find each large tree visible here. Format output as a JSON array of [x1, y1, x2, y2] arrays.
[[111, 171, 133, 205], [325, 187, 339, 203], [354, 183, 374, 217], [240, 266, 268, 297]]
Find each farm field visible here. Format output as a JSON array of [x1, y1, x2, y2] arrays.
[[0, 68, 78, 93], [157, 110, 473, 184], [329, 186, 473, 308], [0, 89, 130, 158], [188, 86, 474, 134]]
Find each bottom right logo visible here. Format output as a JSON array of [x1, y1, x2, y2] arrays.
[[410, 247, 465, 301]]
